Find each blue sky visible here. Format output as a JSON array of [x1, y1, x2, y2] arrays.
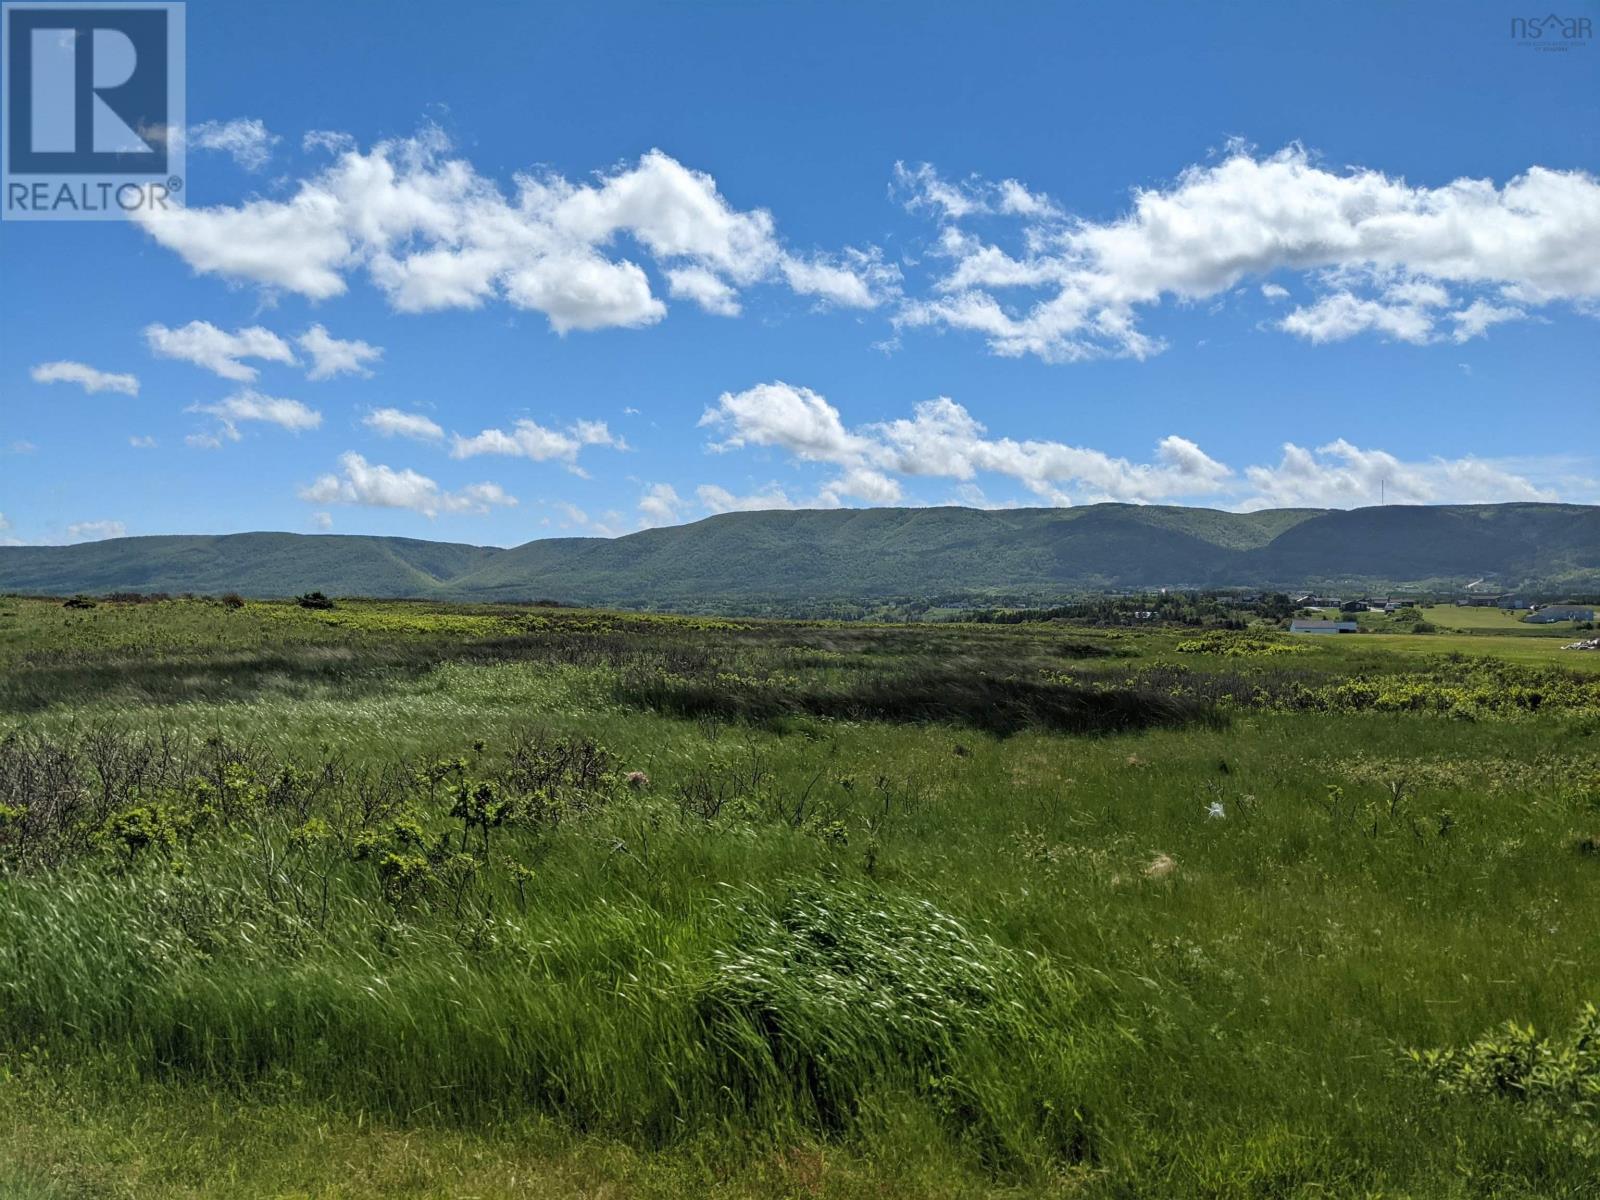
[[2, 0, 1597, 546]]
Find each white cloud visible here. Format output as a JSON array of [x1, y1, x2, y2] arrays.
[[667, 266, 742, 316], [1240, 439, 1556, 509], [1278, 292, 1436, 344], [892, 162, 996, 221], [892, 166, 1061, 221], [30, 361, 140, 396], [0, 513, 9, 532], [551, 501, 624, 536], [311, 511, 334, 531], [303, 129, 355, 155], [700, 382, 873, 464], [1450, 300, 1527, 343], [873, 398, 1232, 503], [135, 127, 882, 333], [450, 417, 626, 470], [299, 452, 517, 517], [702, 382, 1231, 505], [696, 483, 797, 513], [187, 118, 279, 171], [780, 247, 901, 309], [554, 502, 590, 528], [637, 482, 685, 526], [1260, 283, 1289, 301], [948, 482, 1025, 510], [187, 390, 322, 442], [129, 435, 157, 448], [66, 520, 126, 542], [818, 467, 903, 506], [363, 407, 443, 442], [896, 146, 1600, 360], [297, 324, 383, 379], [996, 179, 1060, 219], [145, 321, 297, 381], [698, 382, 1560, 510]]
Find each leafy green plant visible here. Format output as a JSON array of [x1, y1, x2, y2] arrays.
[[1407, 1004, 1600, 1148]]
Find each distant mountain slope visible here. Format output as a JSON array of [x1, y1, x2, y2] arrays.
[[2, 504, 1596, 605], [0, 533, 500, 597]]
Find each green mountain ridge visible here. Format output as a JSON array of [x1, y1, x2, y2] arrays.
[[3, 503, 1597, 609]]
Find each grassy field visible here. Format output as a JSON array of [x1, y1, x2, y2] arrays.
[[1420, 605, 1588, 636], [1, 595, 1599, 1198]]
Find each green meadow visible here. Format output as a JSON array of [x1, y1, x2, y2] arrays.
[[1, 595, 1598, 1198]]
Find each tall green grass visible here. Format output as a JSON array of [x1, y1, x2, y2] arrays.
[[2, 598, 1599, 1196]]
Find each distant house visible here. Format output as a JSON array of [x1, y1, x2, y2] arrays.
[[1290, 620, 1359, 634], [1526, 606, 1595, 624]]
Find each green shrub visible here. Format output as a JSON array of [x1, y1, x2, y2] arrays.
[[1408, 1004, 1600, 1147]]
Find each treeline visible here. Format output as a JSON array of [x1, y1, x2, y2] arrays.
[[962, 591, 1300, 627]]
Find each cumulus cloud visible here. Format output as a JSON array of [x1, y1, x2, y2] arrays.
[[873, 399, 1232, 503], [30, 361, 140, 396], [129, 435, 157, 448], [818, 467, 903, 506], [1240, 439, 1557, 509], [1277, 291, 1436, 344], [894, 146, 1600, 360], [66, 520, 126, 542], [696, 483, 798, 513], [667, 266, 742, 316], [700, 382, 1230, 506], [145, 321, 297, 381], [187, 390, 321, 443], [451, 417, 626, 472], [698, 381, 1561, 510], [637, 483, 686, 527], [187, 117, 279, 171], [298, 324, 383, 379], [700, 382, 873, 463], [134, 126, 892, 332], [363, 407, 444, 442], [299, 452, 517, 517]]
